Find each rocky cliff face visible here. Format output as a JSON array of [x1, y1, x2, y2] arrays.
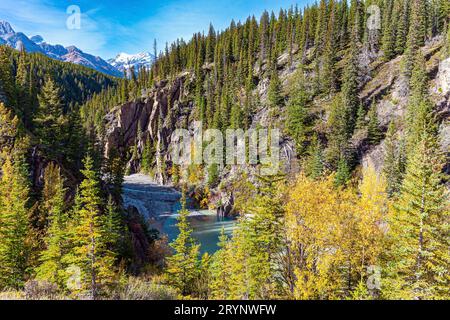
[[104, 74, 194, 182], [103, 37, 450, 197], [361, 39, 450, 173]]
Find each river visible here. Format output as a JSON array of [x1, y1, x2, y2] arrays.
[[122, 174, 237, 254]]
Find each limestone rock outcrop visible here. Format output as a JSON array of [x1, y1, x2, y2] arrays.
[[104, 74, 191, 176]]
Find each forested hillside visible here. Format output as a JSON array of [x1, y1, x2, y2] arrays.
[[83, 0, 450, 184], [0, 0, 449, 300]]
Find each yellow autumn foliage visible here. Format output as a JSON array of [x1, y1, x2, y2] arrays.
[[285, 165, 389, 300]]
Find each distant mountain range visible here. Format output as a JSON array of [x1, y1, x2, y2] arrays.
[[0, 20, 153, 78], [108, 52, 155, 74]]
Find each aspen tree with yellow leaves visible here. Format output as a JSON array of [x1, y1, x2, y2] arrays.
[[285, 174, 347, 299], [285, 168, 389, 300]]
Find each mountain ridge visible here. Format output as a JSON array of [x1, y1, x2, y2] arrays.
[[0, 20, 122, 77]]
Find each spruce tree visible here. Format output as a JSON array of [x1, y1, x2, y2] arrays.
[[230, 102, 243, 130], [381, 0, 396, 60], [206, 24, 216, 63], [34, 78, 67, 158], [321, 0, 339, 93], [349, 0, 364, 42], [166, 187, 200, 296], [304, 134, 324, 180], [209, 228, 230, 299], [341, 33, 360, 132], [0, 46, 16, 108], [385, 47, 449, 298], [104, 148, 125, 202], [383, 121, 405, 197], [15, 50, 31, 125], [327, 94, 351, 168], [367, 104, 383, 145], [238, 175, 286, 299], [406, 52, 433, 151], [355, 104, 367, 130], [315, 0, 330, 56], [104, 195, 123, 256], [286, 85, 309, 155], [35, 163, 68, 288], [141, 139, 154, 175], [267, 70, 283, 114], [334, 157, 351, 187], [0, 102, 19, 157], [403, 0, 427, 82], [395, 0, 410, 55], [0, 156, 31, 289], [64, 155, 116, 299], [444, 23, 450, 59], [64, 107, 86, 170], [385, 130, 449, 299]]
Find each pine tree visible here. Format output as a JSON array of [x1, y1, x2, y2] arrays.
[[166, 187, 200, 296], [64, 155, 116, 299], [35, 163, 68, 288], [0, 156, 31, 289]]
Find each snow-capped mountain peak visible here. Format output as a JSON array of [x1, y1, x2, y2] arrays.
[[108, 52, 155, 72], [0, 21, 14, 35]]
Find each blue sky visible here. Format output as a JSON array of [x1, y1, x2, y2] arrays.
[[0, 0, 311, 59]]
